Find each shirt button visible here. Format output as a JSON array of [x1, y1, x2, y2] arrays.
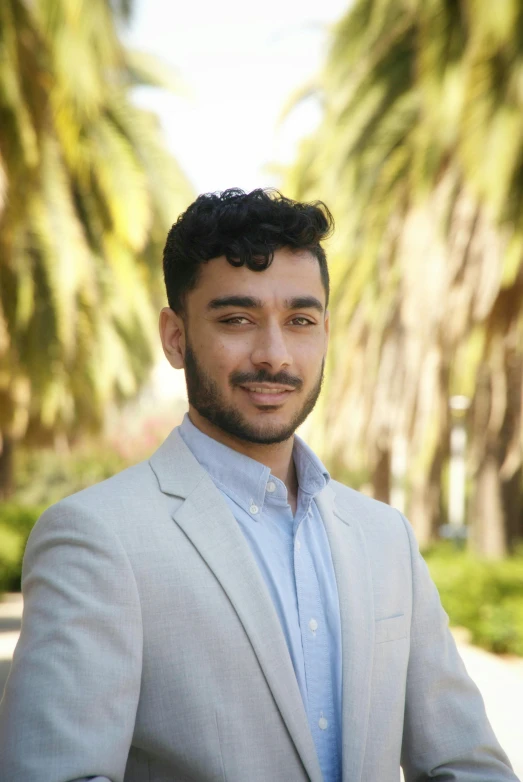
[[309, 618, 318, 632], [266, 481, 276, 493], [319, 716, 328, 730], [295, 539, 301, 551], [249, 504, 259, 515]]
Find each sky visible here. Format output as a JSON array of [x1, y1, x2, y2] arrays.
[[124, 0, 350, 195]]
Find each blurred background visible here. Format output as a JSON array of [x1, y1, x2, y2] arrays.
[[1, 0, 523, 770]]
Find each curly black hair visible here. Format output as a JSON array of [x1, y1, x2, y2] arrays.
[[162, 188, 334, 313]]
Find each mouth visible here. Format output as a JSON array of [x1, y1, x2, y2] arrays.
[[238, 384, 295, 406]]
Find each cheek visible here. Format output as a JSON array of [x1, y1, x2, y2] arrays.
[[293, 349, 325, 387], [293, 334, 327, 364], [198, 334, 248, 377]]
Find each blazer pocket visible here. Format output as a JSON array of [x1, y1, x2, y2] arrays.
[[375, 613, 407, 644]]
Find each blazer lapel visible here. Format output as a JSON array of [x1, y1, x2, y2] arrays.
[[150, 429, 323, 782], [316, 485, 375, 782]]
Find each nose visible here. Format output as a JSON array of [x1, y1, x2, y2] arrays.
[[250, 322, 292, 372]]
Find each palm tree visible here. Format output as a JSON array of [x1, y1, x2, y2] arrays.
[[0, 0, 192, 496], [287, 0, 523, 556]]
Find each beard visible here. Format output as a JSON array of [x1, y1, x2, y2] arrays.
[[183, 340, 324, 445]]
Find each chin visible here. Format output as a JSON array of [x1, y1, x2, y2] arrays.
[[234, 418, 297, 445], [192, 396, 310, 446]]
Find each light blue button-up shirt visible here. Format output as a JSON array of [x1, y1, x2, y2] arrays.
[[179, 414, 343, 782]]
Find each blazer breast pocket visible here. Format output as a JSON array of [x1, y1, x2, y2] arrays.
[[375, 613, 407, 644]]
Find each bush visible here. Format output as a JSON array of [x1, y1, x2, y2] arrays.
[[424, 543, 523, 656], [0, 504, 43, 593]]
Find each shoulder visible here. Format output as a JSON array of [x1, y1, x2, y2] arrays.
[[69, 458, 159, 507], [328, 479, 414, 554], [28, 427, 199, 554], [48, 457, 159, 515], [329, 479, 406, 528], [29, 455, 172, 548]]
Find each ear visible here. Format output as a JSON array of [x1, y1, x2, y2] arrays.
[[324, 309, 330, 348], [159, 307, 186, 370]]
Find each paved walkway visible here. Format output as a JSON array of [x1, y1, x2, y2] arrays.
[[455, 633, 523, 779], [1, 593, 522, 778]]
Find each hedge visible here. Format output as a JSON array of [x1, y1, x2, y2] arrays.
[[0, 503, 43, 592], [424, 543, 523, 656]]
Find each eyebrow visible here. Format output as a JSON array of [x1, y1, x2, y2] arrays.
[[207, 296, 262, 310], [206, 295, 324, 313], [285, 296, 324, 314]]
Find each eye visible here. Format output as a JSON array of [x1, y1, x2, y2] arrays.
[[289, 316, 315, 326], [220, 316, 251, 325]]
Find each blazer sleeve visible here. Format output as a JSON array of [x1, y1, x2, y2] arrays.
[[0, 498, 143, 782], [399, 511, 519, 781]]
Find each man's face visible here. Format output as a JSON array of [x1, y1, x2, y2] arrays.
[[162, 248, 329, 445]]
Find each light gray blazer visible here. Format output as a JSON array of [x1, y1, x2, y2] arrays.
[[0, 429, 517, 782]]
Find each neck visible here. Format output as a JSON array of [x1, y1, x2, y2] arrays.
[[187, 407, 298, 494]]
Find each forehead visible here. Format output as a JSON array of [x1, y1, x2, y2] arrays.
[[189, 248, 325, 308]]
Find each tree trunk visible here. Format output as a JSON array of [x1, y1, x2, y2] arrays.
[[502, 466, 522, 552], [469, 346, 523, 557], [0, 432, 15, 499], [408, 476, 440, 548], [372, 447, 391, 504], [407, 443, 445, 549], [500, 349, 523, 551], [470, 450, 507, 558]]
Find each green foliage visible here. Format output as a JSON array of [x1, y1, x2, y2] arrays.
[[424, 543, 523, 655], [286, 0, 523, 552], [0, 0, 192, 448], [0, 503, 43, 592]]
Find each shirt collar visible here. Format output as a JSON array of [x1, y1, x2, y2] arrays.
[[177, 413, 330, 516]]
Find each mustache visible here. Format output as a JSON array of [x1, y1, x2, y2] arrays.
[[230, 369, 303, 390]]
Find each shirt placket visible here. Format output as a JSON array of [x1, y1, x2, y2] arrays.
[[294, 506, 340, 782]]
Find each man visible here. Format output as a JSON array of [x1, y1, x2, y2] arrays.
[[0, 188, 518, 782]]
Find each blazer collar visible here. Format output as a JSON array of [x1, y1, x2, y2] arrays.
[[149, 427, 324, 782], [149, 427, 204, 498]]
